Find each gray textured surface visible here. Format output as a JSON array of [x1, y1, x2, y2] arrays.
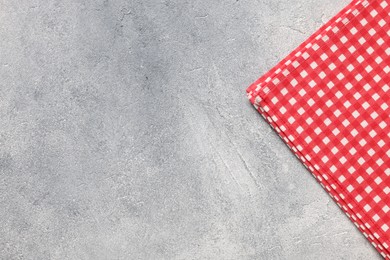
[[0, 0, 382, 259]]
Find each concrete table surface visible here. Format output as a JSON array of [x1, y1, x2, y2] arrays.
[[0, 0, 382, 259]]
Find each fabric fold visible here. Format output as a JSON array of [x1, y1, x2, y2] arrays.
[[247, 0, 390, 258]]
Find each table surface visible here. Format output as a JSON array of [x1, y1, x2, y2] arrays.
[[0, 0, 382, 259]]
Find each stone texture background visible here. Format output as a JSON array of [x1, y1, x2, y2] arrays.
[[0, 0, 382, 259]]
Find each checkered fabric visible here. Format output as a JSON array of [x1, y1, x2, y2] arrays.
[[247, 0, 390, 258]]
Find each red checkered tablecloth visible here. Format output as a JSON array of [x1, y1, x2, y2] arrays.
[[247, 0, 390, 258]]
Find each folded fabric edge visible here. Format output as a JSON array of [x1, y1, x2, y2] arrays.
[[247, 4, 390, 247], [246, 0, 390, 257], [247, 89, 389, 258]]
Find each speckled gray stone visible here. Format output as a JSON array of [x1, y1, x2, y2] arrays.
[[0, 0, 382, 259]]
